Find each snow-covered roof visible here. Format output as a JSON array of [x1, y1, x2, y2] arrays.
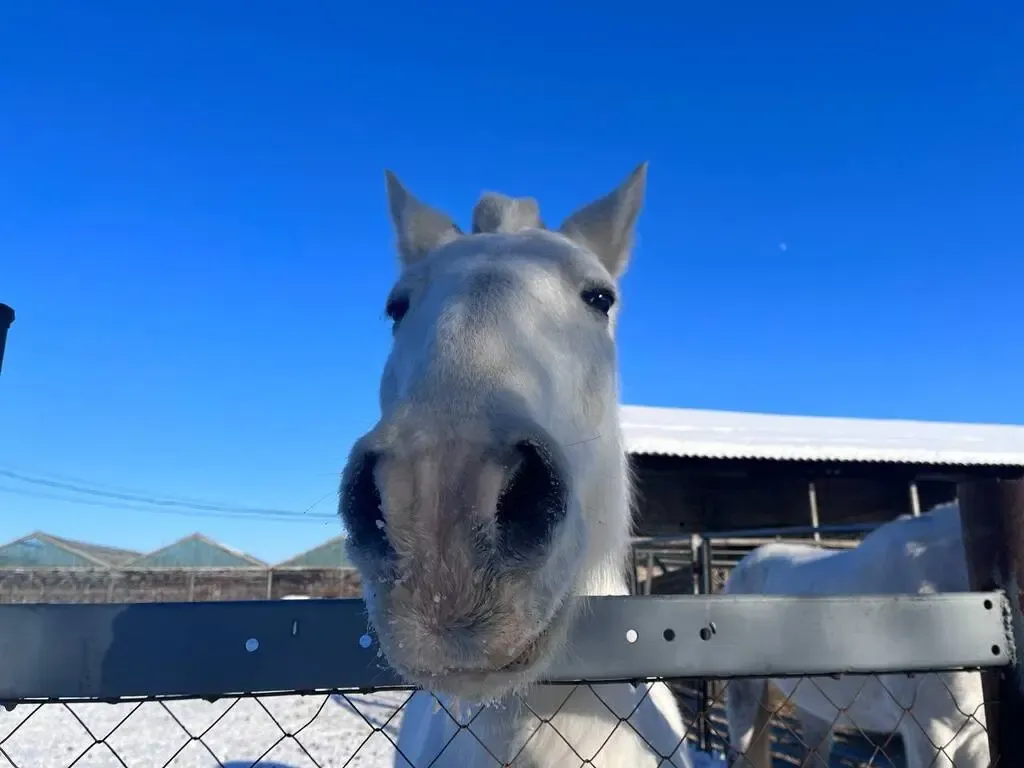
[[620, 405, 1024, 467]]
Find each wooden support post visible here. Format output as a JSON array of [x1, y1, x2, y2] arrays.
[[909, 481, 922, 516], [808, 481, 821, 543], [958, 477, 1024, 766]]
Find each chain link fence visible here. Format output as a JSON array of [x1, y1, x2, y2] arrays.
[[0, 668, 992, 767]]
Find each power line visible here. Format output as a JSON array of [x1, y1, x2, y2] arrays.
[[0, 484, 339, 524], [0, 468, 338, 519], [0, 461, 343, 502]]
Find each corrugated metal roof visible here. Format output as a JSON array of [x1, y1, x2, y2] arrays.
[[620, 405, 1024, 466]]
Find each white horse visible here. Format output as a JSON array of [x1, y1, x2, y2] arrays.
[[339, 165, 693, 767], [723, 501, 989, 768]]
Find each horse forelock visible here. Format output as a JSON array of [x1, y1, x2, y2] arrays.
[[471, 192, 546, 235]]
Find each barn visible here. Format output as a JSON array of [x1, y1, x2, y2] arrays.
[[622, 405, 1024, 594], [621, 405, 1024, 760]]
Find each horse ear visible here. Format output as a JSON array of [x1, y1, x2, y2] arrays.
[[558, 163, 648, 278], [384, 170, 463, 267]]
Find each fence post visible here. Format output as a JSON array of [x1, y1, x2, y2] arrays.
[[629, 544, 639, 595], [643, 550, 654, 596], [909, 480, 922, 516], [689, 534, 701, 596], [698, 537, 712, 596], [697, 536, 713, 753], [807, 481, 822, 543], [958, 477, 1024, 765], [0, 303, 14, 375]]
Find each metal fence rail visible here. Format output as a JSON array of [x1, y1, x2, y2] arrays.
[[630, 523, 876, 597], [0, 593, 1011, 767], [0, 594, 1008, 701]]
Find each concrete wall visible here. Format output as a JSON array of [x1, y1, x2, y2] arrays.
[[0, 567, 362, 604]]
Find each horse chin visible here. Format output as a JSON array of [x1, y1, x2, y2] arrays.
[[385, 599, 575, 703]]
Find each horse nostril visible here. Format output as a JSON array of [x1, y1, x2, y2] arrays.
[[495, 440, 567, 554], [340, 450, 390, 557]]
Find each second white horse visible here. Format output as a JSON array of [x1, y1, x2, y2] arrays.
[[723, 502, 990, 768]]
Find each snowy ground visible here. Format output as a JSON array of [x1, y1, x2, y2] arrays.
[[0, 691, 726, 767]]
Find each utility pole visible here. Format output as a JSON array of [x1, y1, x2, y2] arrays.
[[0, 303, 13, 375]]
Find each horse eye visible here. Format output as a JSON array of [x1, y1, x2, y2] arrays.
[[580, 287, 616, 316], [386, 296, 410, 324]]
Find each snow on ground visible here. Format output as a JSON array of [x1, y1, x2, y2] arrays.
[[0, 691, 726, 767]]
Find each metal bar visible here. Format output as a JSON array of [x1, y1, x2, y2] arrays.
[[635, 539, 860, 562], [958, 478, 1024, 766], [689, 535, 701, 596], [696, 537, 713, 752], [909, 481, 922, 516], [0, 593, 1010, 703], [807, 481, 822, 543], [0, 303, 13, 376], [630, 522, 881, 547], [698, 539, 713, 596], [705, 537, 859, 550], [626, 544, 634, 598], [651, 555, 674, 576]]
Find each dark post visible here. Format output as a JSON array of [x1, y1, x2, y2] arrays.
[[958, 476, 1024, 765], [698, 537, 712, 595], [628, 543, 639, 595], [0, 303, 13, 375], [697, 536, 713, 753], [689, 534, 701, 596]]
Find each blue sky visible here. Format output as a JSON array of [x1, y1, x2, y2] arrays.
[[1, 1, 1022, 562]]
